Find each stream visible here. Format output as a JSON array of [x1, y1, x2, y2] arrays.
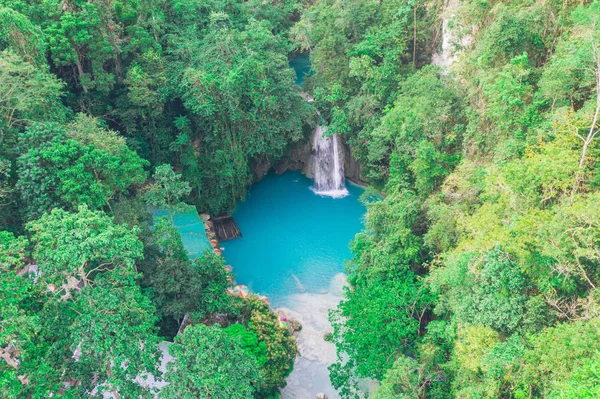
[[221, 171, 365, 398]]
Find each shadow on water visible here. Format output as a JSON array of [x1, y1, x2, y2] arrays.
[[289, 52, 313, 86]]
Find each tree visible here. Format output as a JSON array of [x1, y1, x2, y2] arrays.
[[330, 269, 428, 398], [140, 218, 231, 336], [161, 324, 262, 399], [0, 49, 65, 141], [224, 324, 268, 367], [364, 66, 464, 189], [372, 344, 444, 399], [27, 205, 143, 296], [442, 249, 529, 334], [192, 250, 233, 317], [515, 318, 600, 398], [1, 208, 161, 398], [539, 2, 600, 193], [17, 121, 148, 220], [166, 10, 313, 214], [0, 8, 46, 64], [51, 270, 160, 398], [0, 231, 36, 397], [233, 296, 298, 395], [540, 192, 600, 300], [0, 156, 10, 206], [144, 164, 191, 219]]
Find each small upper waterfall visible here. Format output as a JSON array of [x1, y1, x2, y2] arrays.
[[311, 125, 349, 198], [432, 0, 467, 73]]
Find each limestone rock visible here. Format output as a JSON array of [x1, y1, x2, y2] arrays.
[[289, 319, 303, 334], [254, 158, 272, 180], [273, 139, 312, 176], [341, 137, 361, 184]]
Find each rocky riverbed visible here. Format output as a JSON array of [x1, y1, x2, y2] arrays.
[[278, 273, 347, 399]]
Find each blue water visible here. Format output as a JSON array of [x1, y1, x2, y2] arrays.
[[289, 53, 313, 86], [221, 171, 365, 307]]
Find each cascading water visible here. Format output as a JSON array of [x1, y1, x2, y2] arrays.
[[311, 125, 349, 198], [432, 0, 471, 73]]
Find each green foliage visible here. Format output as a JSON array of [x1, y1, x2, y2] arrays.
[[60, 270, 160, 398], [140, 218, 231, 338], [0, 8, 46, 64], [0, 50, 65, 142], [234, 296, 298, 395], [330, 268, 427, 396], [0, 1, 311, 396], [27, 205, 143, 291], [0, 232, 36, 397], [161, 324, 262, 399], [17, 120, 148, 220], [539, 1, 600, 108], [224, 323, 269, 367], [192, 250, 233, 317], [328, 189, 434, 397], [296, 0, 600, 397], [1, 208, 160, 398], [515, 319, 600, 398], [1, 0, 313, 219], [141, 216, 200, 320], [144, 164, 192, 216], [433, 248, 529, 334], [168, 10, 313, 214], [372, 343, 447, 399], [450, 325, 503, 398], [3, 0, 600, 397], [363, 66, 464, 189]]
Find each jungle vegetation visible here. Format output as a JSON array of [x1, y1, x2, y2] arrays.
[[293, 0, 600, 397], [1, 0, 600, 398]]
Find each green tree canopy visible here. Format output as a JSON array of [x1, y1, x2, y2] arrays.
[[161, 324, 262, 399], [17, 121, 148, 220]]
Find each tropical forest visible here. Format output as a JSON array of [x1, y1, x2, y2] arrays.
[[1, 0, 600, 398]]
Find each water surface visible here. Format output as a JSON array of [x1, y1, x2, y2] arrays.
[[221, 171, 365, 307], [289, 53, 313, 86]]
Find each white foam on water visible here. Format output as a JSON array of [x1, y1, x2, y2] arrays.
[[310, 188, 349, 199]]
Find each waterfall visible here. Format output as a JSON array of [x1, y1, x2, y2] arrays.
[[311, 125, 349, 198], [432, 0, 466, 73]]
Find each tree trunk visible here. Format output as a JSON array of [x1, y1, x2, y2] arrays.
[[413, 5, 417, 66], [572, 58, 600, 195], [69, 39, 88, 93]]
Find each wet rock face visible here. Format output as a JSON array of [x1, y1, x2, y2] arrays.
[[273, 139, 312, 176], [254, 158, 272, 180], [341, 138, 361, 184], [270, 131, 362, 183]]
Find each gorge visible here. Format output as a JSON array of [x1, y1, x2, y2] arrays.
[[2, 0, 600, 397]]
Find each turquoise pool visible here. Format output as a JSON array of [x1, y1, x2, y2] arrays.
[[289, 53, 312, 86], [221, 171, 365, 307]]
